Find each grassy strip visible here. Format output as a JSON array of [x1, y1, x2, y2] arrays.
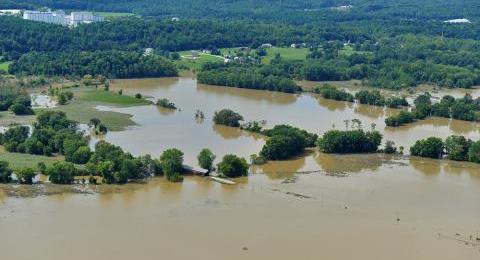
[[262, 47, 309, 64], [0, 111, 36, 127], [79, 89, 151, 106], [0, 146, 63, 171]]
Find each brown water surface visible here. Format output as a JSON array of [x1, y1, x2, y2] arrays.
[[1, 77, 480, 260]]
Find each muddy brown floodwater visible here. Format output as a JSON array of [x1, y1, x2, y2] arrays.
[[1, 77, 480, 260]]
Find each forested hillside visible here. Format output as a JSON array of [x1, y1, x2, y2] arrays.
[[1, 0, 480, 87]]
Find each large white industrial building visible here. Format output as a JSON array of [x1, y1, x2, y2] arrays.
[[23, 11, 104, 26]]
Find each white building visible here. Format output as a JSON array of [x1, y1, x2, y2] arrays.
[[0, 9, 22, 16], [23, 10, 68, 25], [70, 12, 104, 26], [23, 10, 104, 26], [444, 18, 471, 24]]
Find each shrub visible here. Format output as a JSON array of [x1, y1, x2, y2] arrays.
[[160, 148, 184, 181], [71, 146, 92, 164], [156, 98, 177, 109], [47, 161, 76, 184], [10, 103, 34, 115], [467, 141, 480, 163], [16, 167, 36, 184], [260, 131, 306, 160], [213, 109, 243, 127], [314, 84, 354, 102], [197, 148, 216, 171], [384, 140, 397, 154], [445, 135, 471, 161], [386, 96, 408, 108], [0, 161, 13, 183], [410, 137, 444, 159], [355, 90, 385, 106], [217, 154, 249, 178]]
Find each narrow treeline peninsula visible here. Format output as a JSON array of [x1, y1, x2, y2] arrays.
[[313, 85, 480, 125], [197, 64, 300, 93], [385, 92, 480, 126], [9, 51, 178, 79], [313, 84, 409, 108]]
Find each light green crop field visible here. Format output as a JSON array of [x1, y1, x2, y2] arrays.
[[262, 47, 309, 63], [339, 45, 372, 56], [79, 88, 151, 106], [0, 61, 11, 73], [177, 51, 224, 71], [0, 146, 63, 171]]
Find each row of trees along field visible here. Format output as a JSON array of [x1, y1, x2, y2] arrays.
[[9, 51, 178, 78]]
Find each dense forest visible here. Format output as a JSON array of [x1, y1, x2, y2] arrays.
[[5, 1, 480, 26], [1, 1, 480, 88], [9, 51, 178, 78]]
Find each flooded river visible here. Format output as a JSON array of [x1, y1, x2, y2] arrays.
[[1, 77, 480, 259]]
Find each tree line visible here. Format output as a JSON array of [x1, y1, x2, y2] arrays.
[[385, 93, 480, 127], [9, 51, 178, 78]]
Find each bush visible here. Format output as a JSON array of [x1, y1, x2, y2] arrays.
[[384, 140, 397, 154], [16, 167, 36, 184], [71, 146, 92, 164], [410, 137, 444, 159], [318, 130, 382, 154], [260, 132, 306, 160], [414, 93, 431, 106], [467, 141, 480, 163], [166, 172, 184, 182], [10, 103, 34, 115], [385, 110, 415, 127], [0, 161, 13, 183], [156, 98, 177, 109], [213, 109, 244, 127], [445, 135, 471, 161], [262, 125, 318, 148], [197, 148, 216, 171], [135, 93, 142, 99], [250, 154, 267, 165], [314, 84, 354, 102], [386, 96, 408, 108], [47, 161, 76, 184], [355, 90, 385, 106], [160, 148, 184, 181], [217, 154, 249, 178]]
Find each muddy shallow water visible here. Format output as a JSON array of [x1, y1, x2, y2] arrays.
[[102, 76, 480, 165], [1, 77, 480, 260]]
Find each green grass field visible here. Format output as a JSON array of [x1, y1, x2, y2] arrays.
[[262, 47, 309, 64], [176, 51, 224, 71], [0, 146, 63, 171], [339, 45, 372, 56], [79, 89, 151, 106], [0, 61, 11, 73], [48, 87, 152, 131]]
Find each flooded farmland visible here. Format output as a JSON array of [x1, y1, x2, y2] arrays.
[[1, 77, 480, 260]]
